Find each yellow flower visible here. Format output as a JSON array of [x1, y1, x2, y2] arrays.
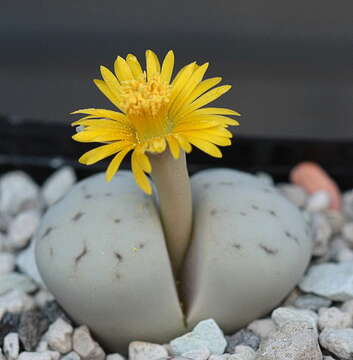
[[71, 50, 240, 194]]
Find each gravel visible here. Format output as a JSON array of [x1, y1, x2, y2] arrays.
[[1, 167, 353, 359]]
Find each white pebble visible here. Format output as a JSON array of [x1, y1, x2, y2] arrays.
[[41, 167, 76, 207], [342, 222, 353, 245], [36, 340, 49, 352], [0, 272, 37, 295], [247, 318, 276, 339], [182, 347, 210, 360], [271, 307, 318, 330], [61, 352, 81, 360], [129, 341, 168, 360], [336, 248, 353, 262], [208, 356, 230, 360], [106, 354, 125, 360], [170, 319, 227, 355], [7, 210, 40, 250], [318, 307, 353, 330], [34, 289, 55, 307], [3, 333, 20, 360], [43, 351, 60, 360], [310, 213, 332, 257], [341, 299, 353, 315], [0, 253, 15, 275], [277, 183, 307, 208], [319, 328, 353, 360], [306, 190, 331, 212], [0, 171, 41, 216], [230, 345, 256, 360], [343, 190, 353, 220], [0, 289, 35, 313], [18, 352, 51, 360], [73, 325, 105, 360], [46, 318, 73, 353], [323, 209, 345, 234]]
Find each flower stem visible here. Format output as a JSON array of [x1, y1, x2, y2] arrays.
[[149, 150, 192, 276]]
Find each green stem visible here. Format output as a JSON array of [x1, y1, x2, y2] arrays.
[[149, 149, 193, 275]]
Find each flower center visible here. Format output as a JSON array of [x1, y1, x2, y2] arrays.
[[120, 73, 172, 142]]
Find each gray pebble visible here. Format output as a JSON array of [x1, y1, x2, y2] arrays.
[[306, 191, 330, 212], [323, 209, 345, 234], [61, 352, 81, 360], [256, 321, 322, 360], [294, 294, 332, 311], [73, 325, 105, 360], [247, 319, 276, 339], [343, 189, 353, 220], [299, 262, 353, 301], [41, 301, 72, 326], [226, 329, 260, 352], [18, 309, 49, 351], [3, 332, 20, 360], [310, 213, 332, 257], [342, 222, 353, 245], [0, 273, 37, 296], [276, 183, 307, 208], [319, 328, 353, 360], [318, 307, 352, 330], [271, 307, 318, 331]]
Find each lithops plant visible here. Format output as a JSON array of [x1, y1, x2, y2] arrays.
[[35, 50, 312, 352]]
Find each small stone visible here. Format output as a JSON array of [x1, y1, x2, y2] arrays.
[[342, 222, 353, 245], [343, 189, 353, 220], [17, 239, 45, 287], [0, 273, 37, 295], [306, 190, 331, 212], [310, 213, 332, 257], [0, 290, 35, 313], [318, 307, 353, 330], [0, 313, 20, 344], [41, 167, 76, 207], [18, 352, 51, 360], [322, 357, 335, 360], [271, 307, 318, 330], [7, 210, 40, 250], [36, 340, 49, 352], [319, 328, 353, 360], [0, 253, 15, 275], [209, 356, 230, 360], [46, 318, 73, 354], [341, 299, 353, 315], [129, 342, 168, 360], [73, 325, 105, 360], [277, 183, 308, 208], [41, 301, 72, 326], [256, 321, 322, 360], [256, 172, 273, 186], [294, 294, 332, 311], [226, 329, 260, 352], [170, 319, 227, 355], [247, 319, 276, 339], [182, 347, 210, 360], [44, 351, 60, 360], [34, 290, 55, 308], [336, 248, 353, 262], [61, 352, 81, 360], [231, 345, 256, 360], [0, 213, 11, 232], [19, 309, 49, 351], [323, 209, 345, 234], [0, 171, 40, 216], [3, 332, 20, 360], [299, 262, 353, 301]]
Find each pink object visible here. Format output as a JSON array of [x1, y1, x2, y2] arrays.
[[290, 162, 341, 210]]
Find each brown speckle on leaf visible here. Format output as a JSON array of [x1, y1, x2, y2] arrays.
[[203, 183, 211, 189], [49, 247, 54, 257], [232, 243, 241, 249], [268, 210, 277, 216], [105, 192, 112, 197], [259, 244, 278, 255], [240, 211, 247, 216], [75, 244, 88, 265], [72, 212, 84, 222], [114, 218, 121, 223], [84, 194, 92, 199], [252, 205, 259, 210], [139, 243, 145, 249], [114, 252, 123, 262], [41, 226, 54, 239], [210, 209, 218, 216]]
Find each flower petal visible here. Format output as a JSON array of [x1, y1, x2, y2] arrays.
[[93, 79, 121, 109], [114, 56, 134, 82], [79, 141, 132, 165], [106, 146, 134, 182], [174, 134, 192, 153], [145, 50, 161, 81], [126, 54, 144, 79], [192, 107, 241, 116], [186, 136, 222, 158], [131, 150, 152, 194], [169, 62, 196, 104], [160, 50, 174, 84], [167, 135, 180, 159]]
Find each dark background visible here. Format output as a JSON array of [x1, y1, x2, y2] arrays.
[[1, 0, 352, 139]]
